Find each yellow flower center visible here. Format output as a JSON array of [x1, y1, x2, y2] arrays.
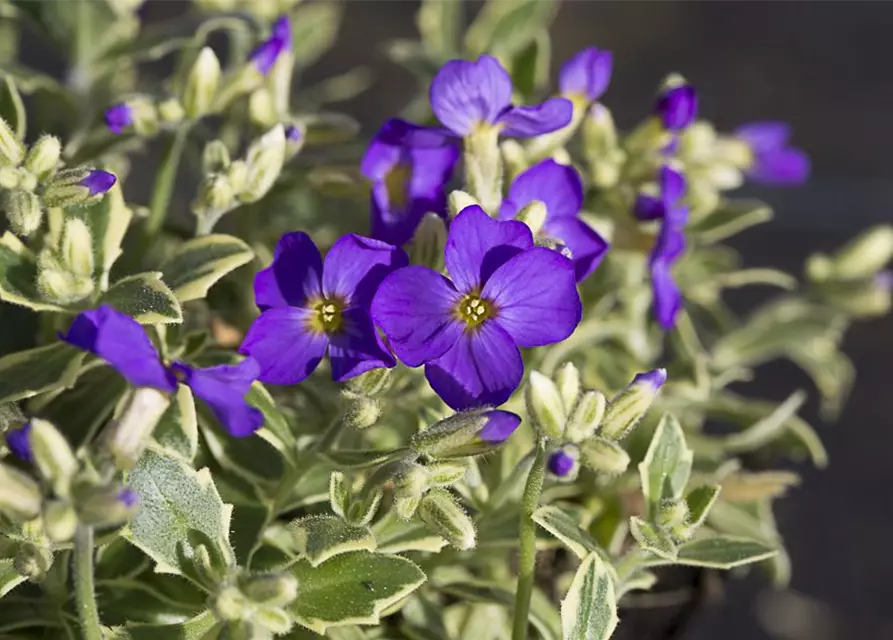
[[455, 294, 494, 329], [308, 297, 344, 334], [384, 162, 412, 209]]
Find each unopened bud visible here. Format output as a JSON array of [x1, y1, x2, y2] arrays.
[[448, 190, 481, 219], [565, 390, 607, 443], [239, 125, 285, 203], [104, 388, 171, 470], [194, 175, 235, 215], [36, 254, 94, 304], [654, 74, 697, 132], [249, 88, 278, 128], [43, 168, 116, 207], [25, 135, 61, 180], [830, 225, 893, 280], [426, 460, 468, 486], [226, 160, 249, 194], [329, 471, 349, 519], [343, 368, 392, 398], [343, 397, 382, 430], [42, 499, 77, 542], [417, 488, 476, 550], [3, 190, 43, 236], [77, 486, 139, 529], [0, 116, 24, 164], [213, 585, 248, 621], [60, 218, 94, 279], [555, 363, 581, 412], [526, 371, 566, 439], [29, 419, 77, 498], [411, 409, 520, 458], [5, 423, 32, 462], [579, 436, 630, 475], [409, 213, 447, 271], [240, 572, 298, 607], [14, 543, 52, 582], [394, 464, 429, 502], [157, 98, 185, 125], [599, 369, 667, 441], [547, 446, 579, 480], [516, 200, 548, 236], [284, 124, 304, 158], [584, 104, 618, 153], [656, 498, 690, 530], [203, 140, 231, 174], [183, 47, 221, 119], [0, 463, 41, 520], [0, 165, 19, 189]]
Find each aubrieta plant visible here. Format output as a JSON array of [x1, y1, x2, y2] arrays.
[[0, 2, 890, 639]]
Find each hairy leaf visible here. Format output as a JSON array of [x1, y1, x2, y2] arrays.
[[161, 234, 253, 303], [560, 553, 619, 640], [638, 414, 693, 514], [151, 385, 198, 463], [0, 232, 65, 311], [0, 342, 86, 404], [100, 272, 182, 324], [290, 516, 377, 567]]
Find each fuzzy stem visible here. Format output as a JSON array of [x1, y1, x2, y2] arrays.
[[144, 126, 190, 240], [512, 438, 547, 640], [73, 524, 102, 640]]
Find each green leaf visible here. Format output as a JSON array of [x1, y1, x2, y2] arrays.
[[532, 505, 609, 562], [99, 272, 182, 324], [0, 76, 26, 139], [125, 609, 219, 640], [245, 382, 295, 452], [290, 516, 376, 567], [124, 450, 234, 575], [161, 234, 254, 303], [616, 569, 657, 599], [0, 232, 65, 311], [689, 199, 773, 244], [646, 535, 778, 570], [466, 0, 558, 59], [0, 342, 86, 404], [560, 553, 619, 640], [724, 390, 806, 453], [416, 0, 463, 60], [372, 511, 446, 554], [287, 551, 426, 635], [436, 582, 561, 640], [638, 414, 693, 514], [0, 558, 26, 598], [629, 516, 676, 560], [67, 181, 133, 289], [321, 447, 413, 470], [510, 30, 550, 97], [685, 484, 722, 530], [289, 1, 342, 66], [151, 385, 198, 462]]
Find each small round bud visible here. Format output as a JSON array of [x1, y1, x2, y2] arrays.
[[343, 368, 392, 399], [29, 419, 77, 498], [157, 98, 185, 125], [547, 446, 579, 479], [525, 371, 565, 439], [830, 225, 893, 280], [203, 140, 231, 174], [0, 463, 42, 521], [343, 397, 382, 430], [60, 218, 95, 279], [25, 135, 61, 180], [3, 190, 43, 236], [213, 585, 248, 621], [183, 47, 221, 119], [555, 363, 581, 413], [565, 390, 607, 443], [417, 488, 476, 551], [77, 485, 140, 530], [14, 543, 52, 582], [194, 175, 235, 216], [240, 572, 299, 607], [239, 125, 286, 203], [579, 436, 630, 475], [42, 499, 78, 543]]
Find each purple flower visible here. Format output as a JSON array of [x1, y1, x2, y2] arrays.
[[117, 488, 140, 509], [285, 125, 302, 144], [632, 368, 668, 391], [499, 159, 609, 282], [104, 104, 133, 135], [655, 83, 698, 131], [361, 119, 459, 246], [559, 47, 613, 103], [633, 165, 687, 226], [240, 233, 407, 385], [249, 15, 292, 75], [479, 410, 522, 444], [548, 449, 576, 477], [372, 206, 582, 410], [62, 306, 264, 437], [81, 170, 116, 196], [734, 122, 810, 185], [5, 423, 32, 462]]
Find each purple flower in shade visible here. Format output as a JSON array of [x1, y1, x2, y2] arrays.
[[633, 167, 689, 330], [499, 159, 609, 282], [479, 410, 522, 444], [104, 103, 133, 135], [548, 449, 576, 477], [62, 306, 264, 437], [655, 83, 698, 131], [559, 47, 613, 104], [5, 423, 32, 462], [81, 170, 116, 196], [249, 15, 292, 75], [117, 488, 139, 508], [361, 118, 459, 246], [734, 121, 810, 185], [240, 233, 408, 385], [285, 125, 302, 144], [371, 206, 582, 410]]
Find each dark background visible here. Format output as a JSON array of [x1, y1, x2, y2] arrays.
[[18, 1, 893, 638]]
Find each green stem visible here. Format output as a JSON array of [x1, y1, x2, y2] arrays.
[[73, 525, 102, 640], [144, 126, 190, 240], [512, 439, 547, 640]]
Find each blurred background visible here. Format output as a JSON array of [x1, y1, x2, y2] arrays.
[[14, 1, 893, 638]]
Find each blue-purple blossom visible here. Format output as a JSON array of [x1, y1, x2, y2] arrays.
[[104, 104, 133, 135], [249, 15, 292, 75], [5, 423, 32, 462], [62, 306, 263, 437], [499, 159, 609, 282], [81, 170, 117, 196], [372, 206, 582, 410], [559, 47, 613, 103], [240, 232, 407, 385], [634, 167, 689, 329], [632, 368, 668, 391], [548, 449, 576, 477], [361, 118, 459, 246], [655, 83, 698, 131], [734, 121, 810, 185], [117, 488, 139, 508], [479, 410, 522, 444], [285, 125, 302, 144]]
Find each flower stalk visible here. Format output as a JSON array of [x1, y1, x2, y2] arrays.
[[73, 524, 102, 640], [512, 438, 547, 640]]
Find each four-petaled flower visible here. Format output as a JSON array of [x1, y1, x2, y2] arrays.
[[499, 159, 609, 282], [240, 233, 408, 385], [734, 121, 810, 185], [372, 206, 582, 410], [361, 119, 459, 246], [559, 47, 614, 106], [249, 15, 292, 75], [634, 166, 689, 329], [62, 305, 264, 437]]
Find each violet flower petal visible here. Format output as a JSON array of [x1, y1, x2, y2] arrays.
[[173, 358, 264, 438], [239, 307, 329, 385], [548, 449, 576, 477], [544, 217, 609, 282], [655, 84, 698, 131], [254, 232, 323, 310], [559, 47, 613, 102], [429, 55, 513, 137], [734, 121, 791, 152], [499, 159, 583, 221], [81, 170, 116, 196], [104, 104, 133, 135], [479, 410, 522, 443], [498, 98, 574, 138], [748, 148, 811, 185], [5, 423, 32, 462], [321, 234, 408, 309], [328, 307, 397, 381]]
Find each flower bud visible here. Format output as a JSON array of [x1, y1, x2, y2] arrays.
[[417, 488, 476, 550], [828, 225, 893, 280], [36, 253, 94, 304], [464, 125, 503, 214], [426, 460, 468, 487], [28, 419, 77, 498], [104, 103, 134, 135], [394, 464, 429, 503], [42, 499, 77, 543], [0, 463, 41, 521], [226, 160, 249, 194], [60, 218, 95, 279], [547, 446, 579, 480], [343, 368, 392, 399], [254, 608, 292, 635], [329, 471, 349, 519], [599, 369, 667, 441], [656, 498, 690, 530], [249, 88, 278, 128], [654, 74, 697, 132], [515, 199, 548, 236], [14, 542, 52, 582], [24, 135, 61, 180], [43, 168, 116, 207], [203, 140, 231, 174], [343, 397, 382, 430], [448, 190, 481, 219], [411, 410, 520, 458], [410, 213, 447, 271], [183, 47, 221, 119], [0, 116, 24, 165], [0, 165, 20, 189], [213, 585, 248, 621], [525, 371, 566, 439], [103, 388, 172, 470], [5, 423, 32, 462], [194, 175, 235, 216], [555, 363, 581, 412], [77, 486, 139, 529], [583, 104, 618, 154], [564, 389, 607, 443], [3, 190, 43, 236], [157, 98, 185, 126], [239, 125, 286, 203], [240, 572, 298, 607], [578, 436, 630, 475]]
